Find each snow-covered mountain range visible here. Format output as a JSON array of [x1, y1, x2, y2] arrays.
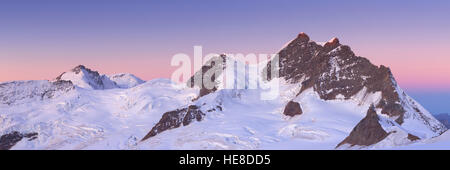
[[0, 33, 448, 150]]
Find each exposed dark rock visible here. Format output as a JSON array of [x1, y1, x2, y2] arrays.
[[266, 32, 405, 122], [206, 105, 223, 112], [41, 80, 75, 99], [187, 55, 227, 99], [216, 105, 223, 111], [283, 101, 303, 117], [336, 105, 389, 148], [0, 131, 38, 150], [71, 65, 88, 74], [407, 134, 420, 141], [323, 37, 340, 53], [56, 65, 117, 90], [296, 32, 310, 42], [141, 105, 206, 141], [23, 132, 39, 140], [55, 65, 92, 80], [182, 105, 203, 126]]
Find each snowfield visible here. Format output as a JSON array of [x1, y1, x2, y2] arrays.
[[0, 78, 197, 149], [1, 75, 447, 149]]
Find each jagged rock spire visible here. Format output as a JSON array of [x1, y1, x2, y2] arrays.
[[323, 37, 340, 52]]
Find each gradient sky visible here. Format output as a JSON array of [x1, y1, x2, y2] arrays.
[[0, 0, 449, 112]]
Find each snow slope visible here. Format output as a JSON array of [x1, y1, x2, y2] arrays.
[[1, 79, 197, 149], [139, 83, 373, 149], [1, 34, 448, 150]]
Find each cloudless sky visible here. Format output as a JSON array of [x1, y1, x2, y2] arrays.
[[0, 0, 449, 112]]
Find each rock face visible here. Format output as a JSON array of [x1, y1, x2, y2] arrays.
[[141, 105, 205, 141], [0, 80, 74, 105], [283, 101, 303, 117], [267, 33, 409, 124], [336, 106, 389, 148], [43, 80, 75, 99], [0, 131, 38, 150], [323, 37, 340, 53], [187, 55, 227, 99]]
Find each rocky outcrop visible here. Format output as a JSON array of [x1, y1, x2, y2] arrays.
[[141, 105, 223, 141], [142, 106, 195, 141], [323, 37, 340, 53], [187, 55, 227, 99], [336, 105, 389, 148], [139, 32, 446, 147], [283, 101, 303, 117], [42, 80, 75, 99], [56, 65, 118, 90], [266, 32, 405, 124], [0, 80, 74, 105], [296, 32, 310, 42], [145, 105, 204, 140], [410, 106, 446, 133], [407, 134, 420, 141], [0, 131, 38, 150]]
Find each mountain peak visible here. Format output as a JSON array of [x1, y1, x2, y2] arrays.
[[55, 65, 145, 90], [266, 33, 447, 136], [70, 65, 95, 74], [323, 37, 341, 52], [296, 32, 310, 42], [55, 65, 116, 90], [326, 37, 339, 45], [73, 64, 86, 70]]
